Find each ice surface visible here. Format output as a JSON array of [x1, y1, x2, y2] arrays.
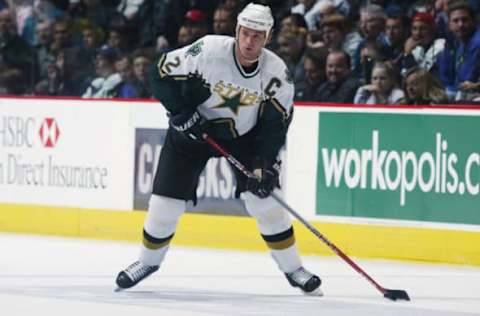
[[1, 233, 479, 316]]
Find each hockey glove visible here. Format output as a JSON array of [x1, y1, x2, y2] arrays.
[[246, 158, 280, 199], [170, 109, 207, 141]]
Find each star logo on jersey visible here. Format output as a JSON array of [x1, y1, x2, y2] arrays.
[[212, 92, 248, 115]]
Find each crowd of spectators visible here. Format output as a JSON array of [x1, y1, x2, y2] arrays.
[[0, 0, 479, 105]]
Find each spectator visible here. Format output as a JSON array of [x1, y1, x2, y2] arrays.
[[354, 61, 405, 105], [130, 50, 152, 98], [81, 45, 122, 98], [212, 4, 236, 36], [276, 27, 308, 83], [397, 12, 445, 74], [400, 66, 448, 105], [358, 5, 387, 44], [184, 9, 208, 43], [113, 50, 152, 98], [0, 8, 35, 94], [353, 4, 389, 76], [0, 0, 476, 102], [317, 13, 362, 61], [315, 49, 360, 103], [34, 20, 54, 80], [155, 32, 170, 54], [149, 0, 216, 48], [7, 0, 37, 44], [291, 0, 325, 30], [437, 1, 480, 100], [116, 0, 145, 21], [129, 0, 170, 48], [106, 25, 129, 54], [69, 0, 125, 35], [50, 18, 75, 55], [410, 0, 436, 16], [277, 12, 307, 52], [34, 0, 64, 24], [358, 41, 386, 84], [313, 0, 338, 27], [385, 13, 410, 61], [176, 24, 194, 47], [34, 49, 75, 96], [291, 0, 350, 30], [114, 54, 135, 98], [222, 0, 243, 12], [68, 24, 104, 95], [294, 48, 327, 101], [434, 0, 455, 39], [456, 78, 480, 103], [279, 13, 308, 34], [359, 0, 416, 15]]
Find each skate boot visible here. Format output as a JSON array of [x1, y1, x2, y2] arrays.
[[115, 261, 159, 291], [285, 267, 322, 296]]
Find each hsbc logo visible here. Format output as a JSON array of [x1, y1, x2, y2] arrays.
[[38, 118, 60, 148]]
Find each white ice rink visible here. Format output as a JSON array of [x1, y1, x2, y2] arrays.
[[1, 233, 479, 316]]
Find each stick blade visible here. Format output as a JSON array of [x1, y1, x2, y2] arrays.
[[383, 289, 410, 301]]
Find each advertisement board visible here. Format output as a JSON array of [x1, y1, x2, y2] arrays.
[[2, 99, 480, 265], [0, 98, 132, 209], [316, 111, 480, 225]]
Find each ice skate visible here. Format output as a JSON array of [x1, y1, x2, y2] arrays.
[[285, 267, 323, 296], [115, 261, 159, 291]]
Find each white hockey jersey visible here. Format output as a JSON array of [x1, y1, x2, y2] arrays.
[[155, 35, 294, 138]]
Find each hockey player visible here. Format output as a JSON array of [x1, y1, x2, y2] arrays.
[[116, 3, 322, 295]]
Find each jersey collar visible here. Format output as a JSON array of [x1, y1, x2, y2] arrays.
[[232, 42, 261, 78]]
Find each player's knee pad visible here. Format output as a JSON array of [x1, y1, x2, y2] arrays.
[[144, 194, 186, 239], [242, 190, 292, 235]]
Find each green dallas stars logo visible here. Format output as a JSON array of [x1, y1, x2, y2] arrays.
[[212, 81, 262, 115], [212, 92, 249, 115]]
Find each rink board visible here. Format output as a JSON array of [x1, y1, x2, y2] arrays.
[[1, 202, 479, 266], [1, 98, 480, 266]]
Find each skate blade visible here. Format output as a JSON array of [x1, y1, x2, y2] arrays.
[[114, 287, 126, 292], [302, 287, 323, 297]]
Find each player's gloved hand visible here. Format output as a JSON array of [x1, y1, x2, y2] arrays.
[[169, 109, 207, 141], [246, 157, 280, 199]]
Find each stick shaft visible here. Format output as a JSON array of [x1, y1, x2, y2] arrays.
[[203, 134, 387, 295]]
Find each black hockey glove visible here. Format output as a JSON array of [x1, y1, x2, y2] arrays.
[[246, 157, 280, 199], [170, 109, 207, 141]]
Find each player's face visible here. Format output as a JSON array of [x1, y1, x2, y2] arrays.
[[236, 26, 267, 65]]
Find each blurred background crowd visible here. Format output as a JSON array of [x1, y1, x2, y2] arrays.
[[1, 0, 480, 105]]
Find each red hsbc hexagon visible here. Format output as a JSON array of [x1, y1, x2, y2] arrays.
[[39, 118, 60, 148]]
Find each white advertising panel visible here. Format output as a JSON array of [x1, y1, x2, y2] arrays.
[[0, 98, 132, 209]]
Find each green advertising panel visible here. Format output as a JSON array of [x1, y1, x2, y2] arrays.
[[316, 111, 480, 224]]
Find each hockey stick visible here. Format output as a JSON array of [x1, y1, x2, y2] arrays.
[[202, 133, 410, 301]]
